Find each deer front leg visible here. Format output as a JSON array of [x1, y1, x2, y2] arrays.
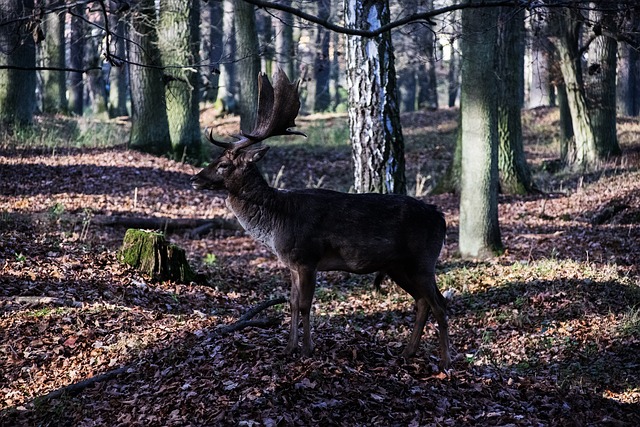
[[285, 269, 301, 355], [298, 267, 317, 357]]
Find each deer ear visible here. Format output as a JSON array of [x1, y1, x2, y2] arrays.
[[242, 145, 270, 163]]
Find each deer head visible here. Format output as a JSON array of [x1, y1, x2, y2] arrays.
[[191, 69, 306, 192]]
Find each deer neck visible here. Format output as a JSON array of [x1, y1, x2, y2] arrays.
[[226, 166, 279, 252]]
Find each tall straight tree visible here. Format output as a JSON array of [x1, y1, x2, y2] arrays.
[[0, 0, 36, 124], [107, 6, 128, 118], [585, 1, 620, 158], [201, 0, 223, 102], [158, 0, 202, 160], [459, 1, 503, 259], [274, 0, 295, 80], [314, 0, 331, 112], [218, 0, 237, 113], [496, 6, 535, 194], [235, 0, 261, 132], [345, 0, 406, 194], [68, 2, 85, 115], [41, 0, 67, 113], [127, 0, 171, 155], [416, 0, 438, 110], [549, 6, 598, 169]]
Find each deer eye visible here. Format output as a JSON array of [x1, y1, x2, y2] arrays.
[[217, 162, 231, 172]]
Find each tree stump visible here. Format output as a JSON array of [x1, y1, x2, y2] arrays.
[[118, 229, 196, 283]]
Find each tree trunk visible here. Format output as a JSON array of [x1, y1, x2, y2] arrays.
[[585, 2, 621, 158], [446, 4, 461, 108], [551, 8, 598, 169], [0, 0, 36, 125], [68, 3, 85, 116], [433, 120, 461, 194], [108, 9, 129, 118], [417, 0, 438, 110], [86, 27, 108, 115], [496, 7, 535, 195], [314, 0, 331, 112], [526, 11, 553, 108], [235, 0, 261, 132], [345, 0, 406, 195], [617, 38, 639, 116], [557, 82, 574, 163], [158, 0, 202, 160], [127, 0, 172, 155], [218, 0, 238, 113], [274, 0, 295, 80], [459, 1, 503, 259], [201, 0, 223, 103], [41, 0, 67, 114]]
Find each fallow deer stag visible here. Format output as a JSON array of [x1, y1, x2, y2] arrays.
[[191, 69, 451, 369]]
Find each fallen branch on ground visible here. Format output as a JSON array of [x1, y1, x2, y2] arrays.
[[5, 296, 83, 308], [32, 297, 286, 403]]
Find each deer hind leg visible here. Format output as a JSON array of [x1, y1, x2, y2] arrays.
[[285, 266, 317, 356], [391, 270, 450, 369], [423, 273, 451, 369]]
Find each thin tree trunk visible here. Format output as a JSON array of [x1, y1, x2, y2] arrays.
[[218, 0, 237, 113], [201, 0, 223, 102], [68, 3, 85, 116], [108, 8, 128, 118], [417, 0, 438, 110], [459, 1, 503, 259], [314, 0, 331, 112], [345, 0, 406, 195], [274, 0, 295, 80]]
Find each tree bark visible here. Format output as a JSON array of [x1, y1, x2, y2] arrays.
[[585, 1, 621, 158], [459, 0, 503, 259], [158, 0, 202, 160], [235, 0, 261, 132], [108, 8, 129, 118], [68, 3, 85, 116], [0, 0, 36, 125], [127, 0, 172, 155], [496, 7, 535, 194], [416, 0, 438, 111], [201, 0, 223, 102], [41, 0, 67, 114], [526, 10, 553, 108], [551, 8, 598, 169], [314, 0, 332, 112], [345, 0, 406, 195], [218, 0, 238, 113], [274, 0, 295, 80]]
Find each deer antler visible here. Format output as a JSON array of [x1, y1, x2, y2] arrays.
[[206, 68, 306, 151]]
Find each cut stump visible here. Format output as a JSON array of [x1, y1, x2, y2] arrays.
[[118, 229, 196, 283]]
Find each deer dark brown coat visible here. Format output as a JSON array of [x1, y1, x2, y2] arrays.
[[192, 69, 451, 369]]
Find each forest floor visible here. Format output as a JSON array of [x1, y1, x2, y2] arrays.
[[0, 108, 639, 426]]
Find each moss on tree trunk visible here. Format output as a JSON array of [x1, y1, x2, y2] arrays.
[[118, 229, 195, 283]]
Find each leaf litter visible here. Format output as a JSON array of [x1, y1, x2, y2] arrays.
[[1, 109, 639, 426]]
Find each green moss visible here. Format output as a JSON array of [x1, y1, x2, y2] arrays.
[[118, 229, 195, 283]]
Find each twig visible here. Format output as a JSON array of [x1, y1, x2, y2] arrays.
[[5, 296, 82, 308], [33, 297, 287, 402]]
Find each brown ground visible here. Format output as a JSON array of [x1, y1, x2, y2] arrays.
[[1, 108, 639, 426]]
